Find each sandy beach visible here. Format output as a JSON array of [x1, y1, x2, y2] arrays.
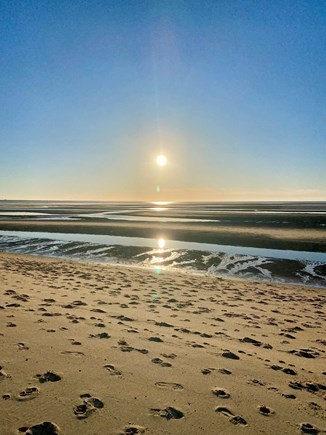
[[0, 253, 325, 434], [2, 0, 325, 432]]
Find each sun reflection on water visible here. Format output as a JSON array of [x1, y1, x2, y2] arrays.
[[150, 238, 167, 275], [158, 238, 165, 249], [150, 207, 169, 212]]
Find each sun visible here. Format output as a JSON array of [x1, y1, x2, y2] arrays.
[[156, 154, 167, 166]]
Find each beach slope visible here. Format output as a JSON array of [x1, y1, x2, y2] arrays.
[[0, 253, 325, 434]]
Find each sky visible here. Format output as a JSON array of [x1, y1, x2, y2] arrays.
[[0, 0, 325, 201]]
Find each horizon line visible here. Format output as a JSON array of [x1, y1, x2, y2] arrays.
[[1, 199, 326, 204]]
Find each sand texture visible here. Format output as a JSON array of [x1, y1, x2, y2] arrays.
[[0, 252, 325, 434]]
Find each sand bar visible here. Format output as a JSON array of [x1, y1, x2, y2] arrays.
[[0, 220, 325, 252]]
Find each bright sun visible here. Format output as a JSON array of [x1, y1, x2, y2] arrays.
[[156, 154, 167, 166]]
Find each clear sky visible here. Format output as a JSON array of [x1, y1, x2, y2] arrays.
[[1, 0, 325, 201]]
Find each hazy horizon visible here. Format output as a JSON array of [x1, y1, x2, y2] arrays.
[[1, 198, 326, 205]]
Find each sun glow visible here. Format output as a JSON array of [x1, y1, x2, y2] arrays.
[[156, 154, 167, 166]]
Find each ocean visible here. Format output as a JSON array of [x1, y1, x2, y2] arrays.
[[0, 200, 325, 286]]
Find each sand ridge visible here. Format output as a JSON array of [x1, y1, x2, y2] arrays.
[[0, 252, 325, 434]]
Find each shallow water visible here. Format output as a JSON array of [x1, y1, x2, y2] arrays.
[[0, 230, 325, 286], [1, 200, 326, 227], [0, 201, 325, 286], [0, 230, 325, 262]]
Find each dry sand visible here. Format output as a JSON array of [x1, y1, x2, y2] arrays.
[[0, 252, 325, 435]]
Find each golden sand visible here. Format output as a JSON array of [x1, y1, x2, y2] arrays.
[[0, 253, 325, 434]]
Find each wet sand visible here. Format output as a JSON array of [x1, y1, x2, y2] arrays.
[[0, 219, 325, 252], [0, 252, 325, 434]]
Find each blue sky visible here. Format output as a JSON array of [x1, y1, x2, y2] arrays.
[[0, 0, 325, 200]]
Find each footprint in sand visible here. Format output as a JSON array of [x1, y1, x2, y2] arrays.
[[120, 345, 134, 352], [104, 364, 122, 376], [73, 393, 104, 419], [150, 407, 184, 420], [60, 350, 85, 356], [4, 290, 17, 296], [0, 367, 9, 380], [222, 350, 240, 360], [119, 425, 146, 434], [151, 358, 172, 368], [6, 302, 21, 308], [161, 353, 176, 359], [282, 393, 296, 399], [118, 339, 134, 352], [155, 382, 184, 390], [240, 336, 262, 346], [69, 339, 82, 346], [308, 402, 321, 411], [212, 388, 231, 399], [148, 337, 164, 343], [215, 406, 234, 417], [300, 422, 320, 434], [258, 405, 274, 416], [91, 308, 106, 313], [16, 386, 40, 401], [282, 367, 297, 375], [288, 348, 320, 359], [202, 368, 218, 375], [229, 415, 248, 426], [18, 421, 60, 434], [17, 343, 29, 351], [89, 332, 110, 339], [215, 407, 247, 426], [218, 368, 232, 375], [36, 371, 61, 383], [136, 348, 149, 354]]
